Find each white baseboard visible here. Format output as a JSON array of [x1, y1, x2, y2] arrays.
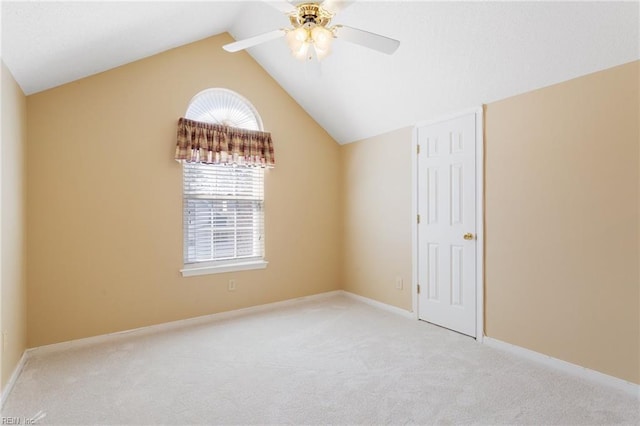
[[483, 337, 640, 399], [29, 290, 344, 357], [341, 290, 415, 319], [1, 351, 28, 410]]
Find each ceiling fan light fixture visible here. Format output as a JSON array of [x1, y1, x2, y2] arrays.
[[286, 24, 334, 61], [286, 27, 312, 60], [313, 44, 331, 60], [286, 32, 311, 60], [286, 26, 309, 51], [293, 42, 311, 60], [311, 25, 333, 52]]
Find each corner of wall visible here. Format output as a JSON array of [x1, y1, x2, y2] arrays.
[[0, 60, 29, 392]]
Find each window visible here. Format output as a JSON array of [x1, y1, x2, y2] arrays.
[[180, 89, 267, 277]]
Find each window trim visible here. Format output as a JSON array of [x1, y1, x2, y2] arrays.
[[180, 259, 268, 277]]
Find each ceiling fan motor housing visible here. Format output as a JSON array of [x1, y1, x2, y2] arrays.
[[289, 3, 333, 29]]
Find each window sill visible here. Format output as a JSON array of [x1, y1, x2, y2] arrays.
[[180, 260, 268, 277]]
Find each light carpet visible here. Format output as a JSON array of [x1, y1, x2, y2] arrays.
[[2, 293, 638, 425]]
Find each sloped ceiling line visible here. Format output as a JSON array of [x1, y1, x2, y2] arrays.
[[2, 1, 638, 144]]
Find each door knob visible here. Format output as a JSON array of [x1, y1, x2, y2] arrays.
[[463, 233, 474, 240]]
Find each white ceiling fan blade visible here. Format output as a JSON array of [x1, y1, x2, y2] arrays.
[[334, 25, 400, 55], [262, 0, 296, 14], [223, 29, 287, 52], [320, 0, 355, 14]]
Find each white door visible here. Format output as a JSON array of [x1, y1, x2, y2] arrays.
[[417, 113, 477, 337]]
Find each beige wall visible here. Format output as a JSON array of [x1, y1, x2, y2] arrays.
[[485, 61, 639, 384], [26, 34, 342, 347], [1, 61, 28, 390], [341, 127, 413, 311]]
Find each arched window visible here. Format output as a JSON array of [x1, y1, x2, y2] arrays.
[[181, 89, 267, 276], [185, 88, 263, 131]]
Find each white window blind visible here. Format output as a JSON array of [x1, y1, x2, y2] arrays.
[[183, 163, 264, 265]]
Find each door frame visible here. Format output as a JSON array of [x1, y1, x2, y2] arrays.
[[411, 106, 485, 342]]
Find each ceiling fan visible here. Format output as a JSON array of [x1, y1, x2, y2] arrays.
[[222, 0, 400, 61]]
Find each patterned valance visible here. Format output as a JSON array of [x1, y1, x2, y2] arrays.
[[175, 117, 275, 167]]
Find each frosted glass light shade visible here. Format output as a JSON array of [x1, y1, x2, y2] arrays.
[[286, 27, 309, 52], [311, 26, 332, 51], [293, 41, 310, 60]]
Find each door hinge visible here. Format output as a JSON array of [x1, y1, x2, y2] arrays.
[[417, 284, 420, 294], [417, 144, 420, 154], [417, 214, 421, 224]]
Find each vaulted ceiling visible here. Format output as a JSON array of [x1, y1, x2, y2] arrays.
[[2, 1, 638, 144]]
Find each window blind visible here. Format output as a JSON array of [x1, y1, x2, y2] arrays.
[[183, 163, 264, 264]]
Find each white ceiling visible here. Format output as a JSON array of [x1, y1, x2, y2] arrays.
[[2, 1, 638, 144]]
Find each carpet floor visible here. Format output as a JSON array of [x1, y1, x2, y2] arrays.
[[1, 293, 638, 425]]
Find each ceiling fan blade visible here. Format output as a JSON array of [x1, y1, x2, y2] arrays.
[[262, 0, 296, 14], [334, 25, 400, 55], [320, 0, 355, 14], [223, 29, 287, 53]]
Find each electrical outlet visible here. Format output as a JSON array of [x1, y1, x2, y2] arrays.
[[228, 279, 236, 291], [395, 276, 403, 290]]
